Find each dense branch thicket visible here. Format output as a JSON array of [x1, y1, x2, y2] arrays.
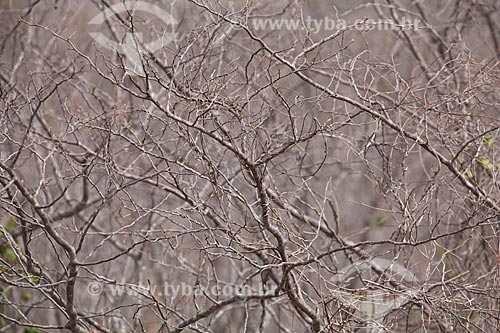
[[1, 0, 500, 332]]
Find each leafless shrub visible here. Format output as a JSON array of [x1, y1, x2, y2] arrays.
[[0, 0, 499, 332]]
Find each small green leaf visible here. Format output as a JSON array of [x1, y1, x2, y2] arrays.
[[29, 273, 40, 284], [477, 157, 495, 170], [378, 83, 392, 93], [372, 215, 390, 227], [4, 248, 17, 264], [21, 291, 31, 302], [482, 134, 494, 148], [24, 327, 40, 333], [353, 290, 366, 296], [464, 168, 474, 180], [4, 218, 16, 233]]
